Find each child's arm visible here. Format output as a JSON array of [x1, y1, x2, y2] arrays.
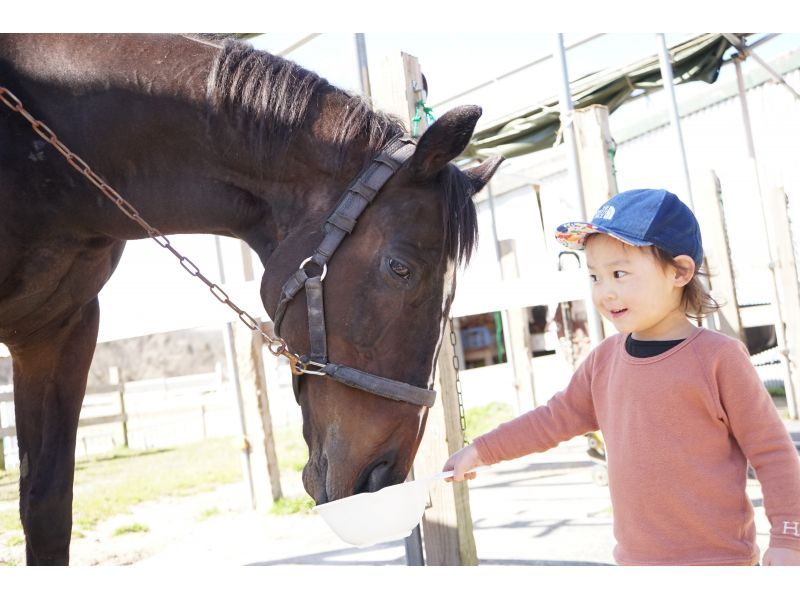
[[444, 348, 599, 476], [716, 341, 800, 560]]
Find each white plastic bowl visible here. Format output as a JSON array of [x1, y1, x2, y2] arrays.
[[314, 468, 485, 547], [314, 475, 434, 547]]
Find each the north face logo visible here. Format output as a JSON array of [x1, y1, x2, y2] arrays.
[[595, 205, 615, 220]]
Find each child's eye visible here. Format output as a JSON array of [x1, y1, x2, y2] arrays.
[[613, 271, 627, 279], [589, 274, 597, 283]]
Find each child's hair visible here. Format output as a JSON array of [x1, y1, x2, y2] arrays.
[[648, 246, 721, 321]]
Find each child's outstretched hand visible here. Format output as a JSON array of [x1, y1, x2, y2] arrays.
[[442, 443, 486, 482], [762, 546, 800, 565]]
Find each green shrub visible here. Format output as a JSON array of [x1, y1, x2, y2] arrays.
[[465, 402, 513, 442]]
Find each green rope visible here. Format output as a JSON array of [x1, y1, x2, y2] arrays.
[[411, 100, 436, 138], [608, 140, 619, 186]]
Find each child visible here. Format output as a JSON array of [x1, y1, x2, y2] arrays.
[[444, 189, 800, 566]]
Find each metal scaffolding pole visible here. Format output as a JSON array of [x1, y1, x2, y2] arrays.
[[656, 33, 695, 210], [722, 33, 800, 102], [554, 33, 604, 347], [354, 33, 372, 100]]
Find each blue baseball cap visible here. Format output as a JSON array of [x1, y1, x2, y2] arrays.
[[555, 189, 704, 266]]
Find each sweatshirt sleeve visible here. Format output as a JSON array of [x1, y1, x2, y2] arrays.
[[715, 341, 800, 551], [473, 349, 599, 465]]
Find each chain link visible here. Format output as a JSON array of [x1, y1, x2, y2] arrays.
[[0, 85, 301, 365], [448, 318, 469, 446]]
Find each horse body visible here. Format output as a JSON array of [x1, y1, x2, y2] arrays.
[[0, 33, 501, 564]]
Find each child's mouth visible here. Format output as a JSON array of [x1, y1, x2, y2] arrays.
[[610, 308, 627, 319]]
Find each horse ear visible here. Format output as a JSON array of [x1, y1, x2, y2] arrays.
[[463, 155, 504, 194], [408, 105, 482, 180]]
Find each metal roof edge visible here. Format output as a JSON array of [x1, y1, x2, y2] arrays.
[[613, 49, 800, 145]]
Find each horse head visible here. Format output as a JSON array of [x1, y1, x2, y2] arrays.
[[259, 106, 502, 503]]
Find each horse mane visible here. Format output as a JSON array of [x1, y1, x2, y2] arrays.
[[205, 38, 477, 265]]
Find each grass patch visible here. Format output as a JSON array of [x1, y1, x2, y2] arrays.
[[0, 437, 242, 534], [113, 522, 150, 536], [270, 495, 315, 516], [197, 507, 220, 521], [464, 402, 513, 442], [272, 425, 308, 472], [5, 534, 23, 547], [0, 510, 21, 535]]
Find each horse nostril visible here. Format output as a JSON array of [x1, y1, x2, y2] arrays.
[[354, 460, 396, 494]]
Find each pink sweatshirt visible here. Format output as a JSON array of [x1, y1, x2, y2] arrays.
[[474, 327, 800, 565]]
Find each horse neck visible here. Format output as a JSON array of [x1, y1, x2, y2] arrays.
[[3, 34, 376, 258]]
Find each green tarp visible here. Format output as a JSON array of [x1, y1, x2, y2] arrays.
[[463, 33, 734, 160]]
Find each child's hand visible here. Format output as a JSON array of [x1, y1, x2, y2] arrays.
[[762, 546, 800, 565], [442, 444, 485, 482]]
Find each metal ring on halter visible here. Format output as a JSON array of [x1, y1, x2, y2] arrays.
[[299, 256, 327, 281]]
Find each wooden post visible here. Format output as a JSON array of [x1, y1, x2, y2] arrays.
[[217, 236, 283, 507], [0, 402, 4, 471], [691, 171, 744, 340], [763, 188, 800, 419], [255, 320, 283, 502], [573, 105, 618, 340], [109, 366, 129, 448], [413, 329, 478, 565], [498, 239, 536, 413], [371, 51, 478, 565], [231, 318, 283, 505]]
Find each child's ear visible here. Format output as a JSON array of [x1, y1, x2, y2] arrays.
[[672, 255, 696, 288]]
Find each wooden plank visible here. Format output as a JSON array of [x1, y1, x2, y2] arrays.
[[78, 414, 127, 427], [371, 51, 477, 565], [498, 239, 537, 413], [691, 171, 743, 340], [573, 105, 617, 341], [764, 188, 800, 419]]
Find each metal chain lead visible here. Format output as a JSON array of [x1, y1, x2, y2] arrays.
[[0, 86, 299, 365], [448, 317, 469, 445]]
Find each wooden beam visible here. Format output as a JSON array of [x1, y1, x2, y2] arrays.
[[691, 171, 743, 340], [764, 188, 800, 419], [232, 320, 283, 506], [573, 105, 617, 341], [498, 239, 537, 413], [370, 51, 478, 565]]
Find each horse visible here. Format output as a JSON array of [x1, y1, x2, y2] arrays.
[[0, 33, 502, 565]]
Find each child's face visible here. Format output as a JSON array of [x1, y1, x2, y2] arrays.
[[585, 234, 692, 340]]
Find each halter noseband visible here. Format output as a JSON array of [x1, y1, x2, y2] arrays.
[[273, 134, 437, 409]]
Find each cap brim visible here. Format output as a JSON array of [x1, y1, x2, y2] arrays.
[[555, 222, 653, 251], [555, 222, 601, 250]]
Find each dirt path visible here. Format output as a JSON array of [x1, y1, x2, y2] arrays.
[[0, 470, 347, 566]]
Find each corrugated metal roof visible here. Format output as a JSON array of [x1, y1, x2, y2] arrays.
[[463, 33, 734, 160]]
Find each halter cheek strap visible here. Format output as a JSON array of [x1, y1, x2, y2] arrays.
[[275, 134, 437, 409]]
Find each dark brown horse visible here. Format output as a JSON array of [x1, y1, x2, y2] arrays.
[[0, 33, 501, 564]]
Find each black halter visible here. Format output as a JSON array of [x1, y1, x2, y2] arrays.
[[274, 134, 437, 409]]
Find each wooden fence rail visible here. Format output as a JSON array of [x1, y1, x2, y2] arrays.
[[0, 374, 128, 470]]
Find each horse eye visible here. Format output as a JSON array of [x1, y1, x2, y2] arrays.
[[388, 258, 412, 280]]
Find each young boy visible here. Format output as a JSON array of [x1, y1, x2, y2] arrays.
[[444, 189, 800, 565]]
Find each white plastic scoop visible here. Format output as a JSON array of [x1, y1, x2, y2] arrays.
[[314, 467, 487, 547]]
